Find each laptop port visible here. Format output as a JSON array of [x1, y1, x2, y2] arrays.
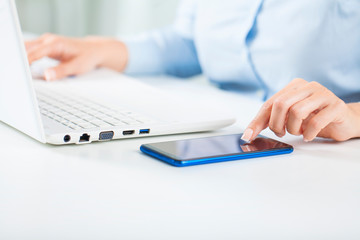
[[122, 130, 135, 135], [99, 131, 114, 141], [79, 133, 90, 142], [139, 129, 150, 134], [64, 135, 71, 143]]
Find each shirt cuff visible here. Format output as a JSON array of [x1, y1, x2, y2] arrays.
[[123, 36, 164, 75]]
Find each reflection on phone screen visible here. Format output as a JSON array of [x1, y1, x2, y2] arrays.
[[150, 134, 292, 160]]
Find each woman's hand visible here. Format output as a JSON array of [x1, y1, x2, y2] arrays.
[[241, 78, 360, 142], [25, 33, 128, 81]]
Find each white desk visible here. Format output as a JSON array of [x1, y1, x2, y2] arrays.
[[1, 72, 360, 240]]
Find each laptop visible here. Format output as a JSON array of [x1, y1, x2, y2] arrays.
[[0, 0, 235, 145]]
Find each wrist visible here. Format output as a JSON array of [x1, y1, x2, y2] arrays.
[[86, 37, 128, 72], [347, 102, 360, 138], [101, 39, 128, 72]]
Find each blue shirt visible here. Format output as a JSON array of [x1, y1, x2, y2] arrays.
[[124, 0, 360, 102]]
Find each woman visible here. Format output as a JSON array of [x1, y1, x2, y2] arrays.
[[25, 0, 360, 142]]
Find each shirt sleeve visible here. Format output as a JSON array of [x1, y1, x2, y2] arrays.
[[123, 0, 202, 78]]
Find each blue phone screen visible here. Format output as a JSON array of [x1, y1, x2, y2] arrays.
[[143, 134, 292, 161]]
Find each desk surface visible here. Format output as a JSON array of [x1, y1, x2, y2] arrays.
[[1, 72, 360, 240]]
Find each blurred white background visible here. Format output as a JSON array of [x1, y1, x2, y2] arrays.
[[15, 0, 180, 37]]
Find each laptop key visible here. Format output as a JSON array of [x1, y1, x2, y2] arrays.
[[36, 89, 157, 130]]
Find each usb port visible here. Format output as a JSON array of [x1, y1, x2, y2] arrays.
[[122, 130, 135, 135], [139, 129, 150, 134]]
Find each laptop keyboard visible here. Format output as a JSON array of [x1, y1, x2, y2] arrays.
[[36, 90, 155, 130]]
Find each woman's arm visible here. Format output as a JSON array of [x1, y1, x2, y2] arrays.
[[241, 78, 360, 142], [26, 35, 128, 81], [25, 0, 201, 81]]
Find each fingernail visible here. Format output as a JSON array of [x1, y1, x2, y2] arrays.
[[44, 69, 56, 81], [303, 138, 310, 142], [241, 128, 254, 142]]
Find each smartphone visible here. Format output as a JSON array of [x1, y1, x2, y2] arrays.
[[140, 134, 293, 167]]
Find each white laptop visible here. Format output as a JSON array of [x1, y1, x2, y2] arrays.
[[0, 0, 235, 145]]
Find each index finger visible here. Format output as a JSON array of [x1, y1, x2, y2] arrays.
[[241, 78, 307, 141]]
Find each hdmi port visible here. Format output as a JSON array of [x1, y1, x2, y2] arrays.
[[123, 130, 135, 135]]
